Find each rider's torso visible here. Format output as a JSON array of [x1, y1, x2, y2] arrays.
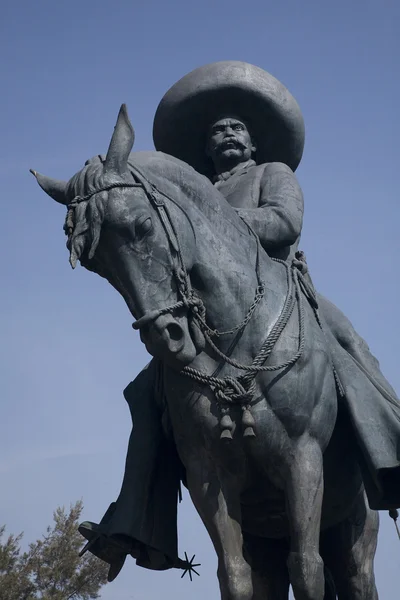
[[214, 163, 266, 209], [214, 163, 300, 261]]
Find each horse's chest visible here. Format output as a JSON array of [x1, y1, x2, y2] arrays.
[[164, 303, 336, 480], [165, 381, 291, 484]]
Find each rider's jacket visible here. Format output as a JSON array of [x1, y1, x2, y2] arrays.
[[213, 159, 304, 261]]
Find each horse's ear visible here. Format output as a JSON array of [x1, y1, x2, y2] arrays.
[[30, 169, 68, 205], [104, 104, 135, 176]]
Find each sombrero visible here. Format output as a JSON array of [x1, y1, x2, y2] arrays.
[[153, 61, 305, 176]]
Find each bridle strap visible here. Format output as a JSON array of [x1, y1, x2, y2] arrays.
[[65, 181, 143, 237], [68, 181, 143, 207], [66, 164, 187, 277]]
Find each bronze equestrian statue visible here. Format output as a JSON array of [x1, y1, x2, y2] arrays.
[[31, 62, 400, 599]]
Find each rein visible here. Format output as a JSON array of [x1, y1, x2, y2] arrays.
[[127, 166, 311, 440], [69, 167, 309, 441]]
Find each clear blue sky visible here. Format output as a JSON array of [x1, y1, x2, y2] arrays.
[[1, 0, 399, 598]]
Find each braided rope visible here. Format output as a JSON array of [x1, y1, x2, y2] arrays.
[[68, 182, 142, 207], [193, 236, 266, 338], [194, 283, 265, 338], [181, 263, 306, 406], [64, 181, 143, 236]]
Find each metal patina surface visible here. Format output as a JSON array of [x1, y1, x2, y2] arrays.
[[32, 62, 400, 599]]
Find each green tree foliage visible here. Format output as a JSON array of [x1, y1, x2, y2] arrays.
[[0, 501, 108, 600]]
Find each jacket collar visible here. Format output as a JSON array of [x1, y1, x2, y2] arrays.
[[213, 159, 256, 184]]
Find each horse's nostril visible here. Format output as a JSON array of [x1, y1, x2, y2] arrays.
[[167, 322, 184, 341]]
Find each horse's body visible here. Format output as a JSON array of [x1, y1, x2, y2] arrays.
[[131, 152, 378, 599], [33, 107, 379, 599]]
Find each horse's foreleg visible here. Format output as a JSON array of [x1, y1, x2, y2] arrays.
[[286, 437, 325, 600], [186, 461, 252, 600], [321, 490, 379, 600]]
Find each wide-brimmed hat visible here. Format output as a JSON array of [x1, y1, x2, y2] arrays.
[[153, 61, 305, 176]]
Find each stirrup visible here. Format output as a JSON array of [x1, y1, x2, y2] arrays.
[[78, 521, 132, 559], [79, 536, 99, 557]]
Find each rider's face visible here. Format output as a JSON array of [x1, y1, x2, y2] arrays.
[[206, 117, 256, 169]]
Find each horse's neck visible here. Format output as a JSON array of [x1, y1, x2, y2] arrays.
[[158, 164, 266, 331], [130, 151, 258, 249], [132, 151, 262, 250], [130, 152, 278, 331]]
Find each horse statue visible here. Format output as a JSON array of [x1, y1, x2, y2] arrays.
[[32, 105, 383, 599]]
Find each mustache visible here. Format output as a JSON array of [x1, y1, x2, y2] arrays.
[[213, 138, 247, 152]]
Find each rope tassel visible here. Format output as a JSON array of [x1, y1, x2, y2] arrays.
[[220, 412, 234, 441], [242, 407, 256, 438]]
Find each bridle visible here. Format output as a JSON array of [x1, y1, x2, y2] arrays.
[[67, 164, 312, 440], [66, 165, 266, 336]]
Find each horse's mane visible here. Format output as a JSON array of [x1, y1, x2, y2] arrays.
[[64, 151, 253, 269]]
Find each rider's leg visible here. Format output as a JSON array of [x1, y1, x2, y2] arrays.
[[79, 359, 178, 574], [318, 294, 398, 400], [109, 360, 165, 538]]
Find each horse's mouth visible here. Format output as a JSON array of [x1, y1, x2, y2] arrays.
[[140, 313, 201, 369]]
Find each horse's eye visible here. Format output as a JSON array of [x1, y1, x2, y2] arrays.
[[136, 216, 153, 236]]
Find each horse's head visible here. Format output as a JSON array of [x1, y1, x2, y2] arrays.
[[31, 105, 204, 369]]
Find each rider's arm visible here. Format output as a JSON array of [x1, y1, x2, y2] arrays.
[[236, 162, 304, 251]]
